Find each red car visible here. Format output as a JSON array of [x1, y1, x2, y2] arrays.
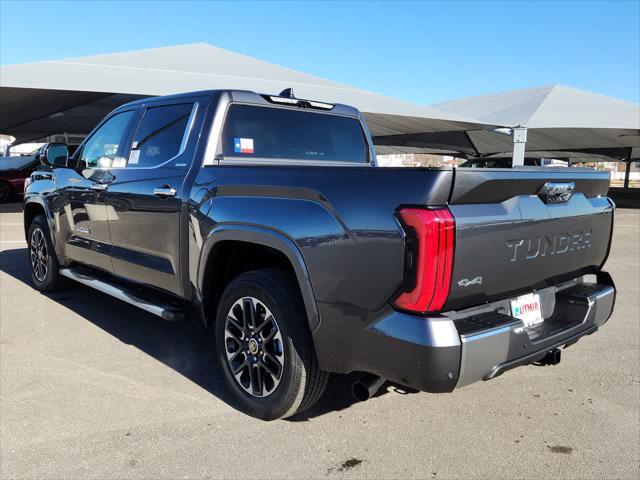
[[0, 150, 41, 203]]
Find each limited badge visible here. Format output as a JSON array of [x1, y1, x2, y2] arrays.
[[234, 137, 254, 154]]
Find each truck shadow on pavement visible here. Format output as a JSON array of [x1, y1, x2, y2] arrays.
[[0, 247, 416, 421]]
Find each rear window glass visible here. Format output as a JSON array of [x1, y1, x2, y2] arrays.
[[222, 104, 368, 163]]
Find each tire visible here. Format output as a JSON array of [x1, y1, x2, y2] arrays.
[[27, 214, 67, 292], [215, 269, 329, 420], [0, 180, 11, 203]]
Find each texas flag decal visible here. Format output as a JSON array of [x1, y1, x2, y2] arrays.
[[234, 137, 254, 154]]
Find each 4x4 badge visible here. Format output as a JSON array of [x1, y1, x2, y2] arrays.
[[458, 276, 482, 287]]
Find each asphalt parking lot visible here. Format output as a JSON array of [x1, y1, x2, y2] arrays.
[[1, 202, 638, 479]]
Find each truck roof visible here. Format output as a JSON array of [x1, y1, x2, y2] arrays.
[[116, 89, 362, 117]]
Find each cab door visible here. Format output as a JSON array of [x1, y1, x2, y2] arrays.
[[57, 109, 137, 273], [102, 97, 207, 296]]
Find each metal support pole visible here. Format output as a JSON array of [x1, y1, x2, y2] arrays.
[[623, 160, 631, 190], [512, 127, 527, 167]]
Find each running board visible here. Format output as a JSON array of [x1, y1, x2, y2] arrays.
[[59, 268, 186, 322]]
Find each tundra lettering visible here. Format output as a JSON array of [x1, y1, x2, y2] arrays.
[[506, 229, 593, 262], [23, 89, 616, 420]]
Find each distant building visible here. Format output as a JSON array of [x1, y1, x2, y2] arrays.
[[377, 153, 463, 167]]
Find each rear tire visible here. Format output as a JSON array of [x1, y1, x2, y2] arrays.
[[27, 214, 67, 292], [215, 269, 328, 420]]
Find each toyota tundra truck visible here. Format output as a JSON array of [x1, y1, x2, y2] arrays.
[[23, 89, 616, 420]]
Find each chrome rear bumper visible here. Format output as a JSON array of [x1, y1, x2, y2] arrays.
[[313, 273, 615, 394], [455, 274, 615, 387]]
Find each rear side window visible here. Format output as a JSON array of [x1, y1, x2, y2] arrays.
[[128, 103, 193, 168], [222, 105, 368, 163]]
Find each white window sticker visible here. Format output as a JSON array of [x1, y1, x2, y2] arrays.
[[146, 146, 160, 157], [112, 157, 127, 168], [128, 149, 140, 165]]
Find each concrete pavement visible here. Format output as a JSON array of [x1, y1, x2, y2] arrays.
[[1, 203, 638, 479]]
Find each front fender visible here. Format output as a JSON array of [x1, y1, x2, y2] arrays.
[[23, 192, 56, 244], [197, 224, 320, 331]]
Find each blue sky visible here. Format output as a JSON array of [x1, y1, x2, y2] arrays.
[[1, 0, 638, 105]]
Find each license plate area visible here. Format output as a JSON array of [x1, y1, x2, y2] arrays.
[[510, 293, 543, 328]]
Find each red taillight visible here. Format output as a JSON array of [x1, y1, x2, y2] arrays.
[[393, 208, 455, 313]]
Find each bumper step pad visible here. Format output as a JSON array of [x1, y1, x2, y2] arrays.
[[455, 278, 615, 388]]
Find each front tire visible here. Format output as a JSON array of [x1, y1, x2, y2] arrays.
[[215, 269, 328, 420], [27, 215, 67, 292]]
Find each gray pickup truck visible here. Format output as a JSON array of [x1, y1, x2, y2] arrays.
[[24, 89, 616, 420]]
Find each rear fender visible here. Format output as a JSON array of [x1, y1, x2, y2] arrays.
[[197, 225, 320, 331]]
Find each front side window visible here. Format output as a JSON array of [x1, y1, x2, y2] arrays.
[[222, 105, 368, 163], [127, 103, 193, 168], [80, 111, 134, 168]]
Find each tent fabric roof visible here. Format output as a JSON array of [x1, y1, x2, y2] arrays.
[[466, 126, 640, 153], [405, 84, 640, 158], [1, 43, 488, 143], [372, 124, 640, 158], [432, 84, 640, 130], [0, 87, 143, 143], [4, 46, 637, 162]]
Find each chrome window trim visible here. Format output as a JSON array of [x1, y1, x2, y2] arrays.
[[115, 101, 199, 170], [177, 102, 199, 159], [203, 92, 231, 166], [83, 102, 199, 171]]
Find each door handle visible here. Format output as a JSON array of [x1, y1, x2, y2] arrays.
[[154, 186, 177, 198], [91, 182, 109, 191]]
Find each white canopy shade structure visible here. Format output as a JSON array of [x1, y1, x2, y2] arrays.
[[0, 43, 489, 145], [431, 84, 640, 165]]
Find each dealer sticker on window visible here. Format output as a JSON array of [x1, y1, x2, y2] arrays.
[[510, 293, 543, 328], [234, 137, 254, 154]]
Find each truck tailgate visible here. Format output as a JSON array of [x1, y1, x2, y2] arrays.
[[444, 168, 613, 311]]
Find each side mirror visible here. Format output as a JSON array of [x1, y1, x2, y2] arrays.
[[41, 143, 69, 167]]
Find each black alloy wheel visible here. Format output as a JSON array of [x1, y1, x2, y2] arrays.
[[215, 269, 329, 420]]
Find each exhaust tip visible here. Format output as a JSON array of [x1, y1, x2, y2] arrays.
[[351, 374, 385, 402], [352, 381, 371, 402]]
